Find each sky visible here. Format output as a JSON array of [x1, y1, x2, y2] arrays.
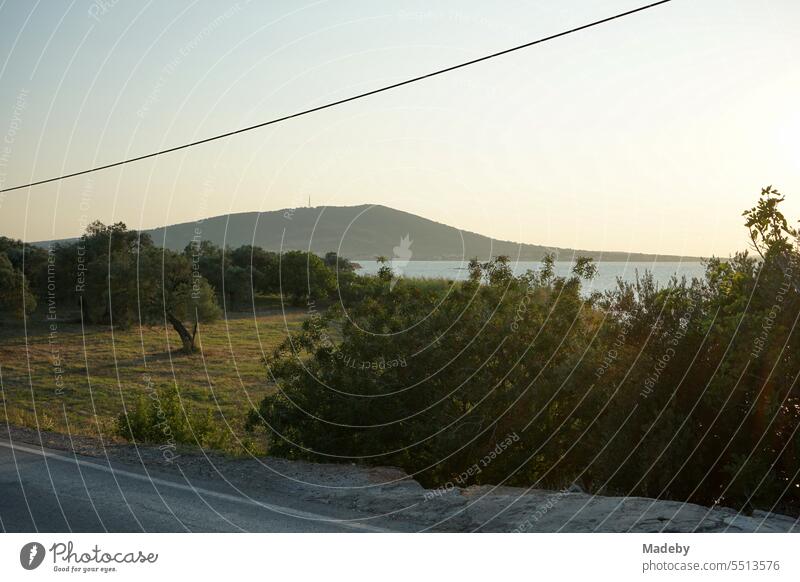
[[0, 0, 798, 257]]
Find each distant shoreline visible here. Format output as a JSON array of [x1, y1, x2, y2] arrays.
[[349, 257, 706, 263]]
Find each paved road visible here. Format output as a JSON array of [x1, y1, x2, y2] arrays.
[[0, 439, 406, 532]]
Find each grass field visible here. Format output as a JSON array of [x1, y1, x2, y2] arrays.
[[0, 304, 306, 452]]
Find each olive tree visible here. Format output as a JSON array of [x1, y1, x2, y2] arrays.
[[140, 247, 221, 354]]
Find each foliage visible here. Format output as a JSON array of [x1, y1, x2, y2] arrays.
[[277, 250, 336, 303], [2, 221, 223, 353], [324, 251, 357, 273], [184, 243, 342, 307], [183, 241, 268, 308], [0, 253, 36, 318], [248, 187, 800, 515], [0, 236, 48, 299], [116, 387, 230, 450]]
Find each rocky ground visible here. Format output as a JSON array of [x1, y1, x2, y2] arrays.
[[2, 423, 796, 532]]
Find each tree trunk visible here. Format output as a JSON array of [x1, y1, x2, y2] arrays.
[[166, 312, 197, 354]]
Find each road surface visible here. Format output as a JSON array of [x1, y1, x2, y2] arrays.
[[0, 439, 411, 532]]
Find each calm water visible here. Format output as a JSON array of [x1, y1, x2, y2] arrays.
[[356, 260, 706, 294]]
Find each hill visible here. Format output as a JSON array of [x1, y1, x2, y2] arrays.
[[35, 205, 699, 262]]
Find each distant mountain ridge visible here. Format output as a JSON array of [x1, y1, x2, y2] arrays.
[[33, 204, 700, 262]]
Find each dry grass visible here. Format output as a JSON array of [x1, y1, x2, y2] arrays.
[[0, 306, 305, 448]]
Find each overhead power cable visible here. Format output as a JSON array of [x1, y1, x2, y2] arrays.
[[0, 0, 672, 194]]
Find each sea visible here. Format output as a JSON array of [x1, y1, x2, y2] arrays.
[[355, 260, 707, 294]]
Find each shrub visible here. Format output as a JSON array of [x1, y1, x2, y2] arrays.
[[247, 188, 800, 515], [117, 387, 230, 450]]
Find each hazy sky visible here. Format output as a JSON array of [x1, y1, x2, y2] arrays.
[[0, 0, 798, 257]]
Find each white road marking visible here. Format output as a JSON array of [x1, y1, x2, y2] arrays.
[[0, 440, 390, 533]]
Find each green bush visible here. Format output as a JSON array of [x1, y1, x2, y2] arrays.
[[247, 187, 800, 515], [117, 387, 230, 451]]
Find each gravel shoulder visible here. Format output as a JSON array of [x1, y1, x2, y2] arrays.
[[2, 423, 796, 532]]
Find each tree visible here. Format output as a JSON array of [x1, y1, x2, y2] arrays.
[[324, 251, 356, 273], [42, 221, 155, 326], [375, 256, 393, 281], [0, 254, 36, 319], [141, 247, 221, 354], [184, 242, 268, 308], [0, 236, 48, 299], [229, 245, 279, 295], [41, 221, 222, 353], [184, 240, 224, 298], [227, 244, 282, 303], [743, 186, 797, 260], [278, 251, 335, 303]]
